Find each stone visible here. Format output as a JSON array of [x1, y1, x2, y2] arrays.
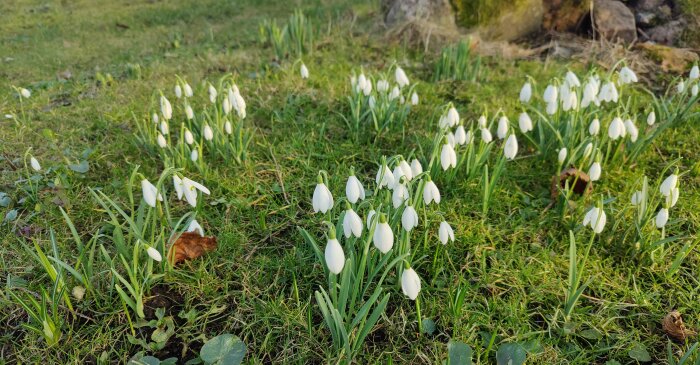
[[637, 42, 699, 73], [593, 0, 637, 42], [471, 0, 545, 41], [382, 0, 456, 29], [543, 0, 591, 32], [636, 0, 663, 12], [647, 19, 685, 45], [635, 12, 657, 28]]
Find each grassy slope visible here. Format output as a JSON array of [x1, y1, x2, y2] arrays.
[[1, 0, 700, 364]]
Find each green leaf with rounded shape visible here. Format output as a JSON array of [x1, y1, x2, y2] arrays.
[[628, 342, 651, 362], [4, 209, 18, 222], [496, 343, 526, 365], [200, 334, 246, 365], [448, 341, 472, 365], [69, 160, 89, 173], [422, 318, 436, 335]]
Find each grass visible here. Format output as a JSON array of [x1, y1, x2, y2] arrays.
[[1, 0, 700, 364]]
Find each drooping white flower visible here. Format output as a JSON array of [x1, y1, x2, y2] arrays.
[[410, 159, 423, 177], [160, 96, 172, 120], [147, 246, 162, 262], [446, 107, 459, 128], [184, 83, 193, 97], [157, 133, 167, 148], [618, 66, 638, 85], [19, 88, 31, 98], [678, 79, 686, 93], [558, 148, 567, 164], [566, 71, 581, 87], [184, 129, 194, 144], [543, 84, 558, 104], [174, 84, 182, 98], [599, 82, 618, 103], [518, 112, 533, 133], [455, 125, 467, 145], [160, 121, 169, 135], [583, 143, 593, 159], [667, 187, 679, 208], [504, 134, 518, 160], [562, 89, 578, 111], [693, 84, 699, 96], [423, 178, 441, 205], [312, 176, 334, 213], [222, 98, 231, 115], [395, 66, 409, 88], [401, 205, 419, 232], [208, 84, 217, 103], [373, 214, 394, 253], [224, 120, 233, 134], [152, 113, 159, 124], [389, 86, 400, 100], [497, 116, 509, 139], [647, 111, 656, 126], [187, 219, 204, 236], [690, 65, 699, 80], [546, 101, 558, 115], [376, 79, 389, 92], [203, 124, 214, 141], [520, 81, 532, 103], [185, 105, 194, 120], [343, 208, 363, 238], [392, 179, 410, 208], [190, 149, 198, 162], [660, 174, 678, 197], [362, 80, 372, 96], [141, 179, 163, 208], [608, 117, 625, 140], [478, 115, 487, 128], [229, 87, 247, 119], [589, 118, 600, 135], [325, 237, 345, 274], [589, 162, 601, 181], [655, 208, 669, 228], [181, 177, 211, 207], [30, 156, 41, 171], [624, 119, 639, 142], [581, 79, 599, 108], [438, 221, 455, 245], [630, 191, 643, 206], [376, 163, 395, 189], [173, 175, 184, 199], [300, 63, 309, 79], [481, 128, 493, 143], [366, 209, 376, 227], [346, 174, 365, 204], [401, 267, 421, 300], [398, 159, 413, 181], [411, 92, 419, 105], [583, 207, 606, 233], [440, 141, 457, 170]]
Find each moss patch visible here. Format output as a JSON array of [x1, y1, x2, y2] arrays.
[[451, 0, 530, 28]]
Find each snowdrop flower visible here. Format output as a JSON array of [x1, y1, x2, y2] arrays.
[[157, 133, 167, 148], [660, 174, 678, 197], [366, 209, 376, 227], [566, 71, 581, 87], [325, 233, 345, 274], [478, 115, 487, 128], [410, 159, 423, 177], [373, 214, 394, 253], [589, 118, 600, 135], [229, 87, 247, 119], [152, 113, 159, 124], [608, 117, 625, 140], [411, 92, 419, 105], [141, 179, 163, 208], [160, 121, 169, 135], [376, 79, 389, 92], [376, 163, 395, 189], [440, 140, 457, 170], [345, 171, 365, 203], [599, 82, 618, 103], [546, 101, 558, 115], [481, 128, 493, 143], [146, 246, 162, 262], [497, 116, 509, 139], [667, 187, 679, 208], [655, 208, 669, 228], [583, 142, 593, 159], [562, 89, 578, 111], [423, 176, 440, 205], [185, 105, 194, 120], [445, 131, 455, 147], [392, 178, 410, 208], [160, 96, 172, 120], [203, 124, 214, 141], [630, 191, 643, 206], [401, 267, 421, 300], [368, 95, 376, 110], [19, 88, 31, 98], [588, 162, 601, 181], [446, 107, 459, 128], [558, 148, 567, 164], [581, 81, 598, 108], [520, 81, 532, 103], [184, 129, 194, 144], [693, 84, 699, 96], [224, 120, 232, 134], [312, 175, 334, 213], [647, 111, 656, 126], [343, 205, 363, 238], [397, 159, 413, 181], [30, 156, 41, 171], [190, 149, 198, 162], [504, 134, 518, 160], [690, 65, 699, 80], [175, 84, 182, 98], [187, 219, 204, 236], [678, 79, 686, 93], [389, 86, 400, 100], [518, 112, 533, 133], [618, 66, 638, 85], [300, 63, 309, 79], [543, 84, 558, 103], [439, 221, 455, 245], [583, 207, 606, 233], [455, 125, 467, 145], [184, 83, 193, 97], [181, 177, 211, 207], [401, 205, 419, 232], [208, 84, 217, 103], [395, 66, 409, 88], [624, 119, 638, 142], [173, 176, 184, 199]]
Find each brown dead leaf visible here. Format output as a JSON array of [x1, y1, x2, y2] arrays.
[[168, 232, 217, 265], [551, 168, 592, 200], [663, 310, 696, 342]]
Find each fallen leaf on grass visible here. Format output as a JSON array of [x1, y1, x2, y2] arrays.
[[551, 168, 592, 200], [168, 232, 217, 265], [663, 310, 696, 341]]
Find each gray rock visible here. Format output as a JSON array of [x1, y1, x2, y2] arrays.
[[636, 0, 664, 12], [647, 19, 685, 45], [593, 0, 637, 42], [382, 0, 456, 28]]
